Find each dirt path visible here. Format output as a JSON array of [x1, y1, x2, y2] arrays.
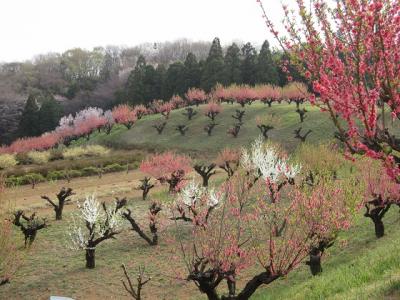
[[2, 169, 159, 213]]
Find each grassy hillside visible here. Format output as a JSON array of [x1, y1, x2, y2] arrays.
[[84, 102, 337, 154], [253, 210, 400, 300]]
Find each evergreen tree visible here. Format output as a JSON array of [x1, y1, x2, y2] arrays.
[[164, 62, 185, 99], [256, 40, 279, 85], [38, 95, 63, 134], [154, 64, 167, 100], [142, 64, 159, 101], [201, 37, 225, 92], [183, 53, 201, 92], [18, 94, 40, 137], [125, 55, 147, 105], [223, 43, 242, 85], [240, 42, 258, 85]]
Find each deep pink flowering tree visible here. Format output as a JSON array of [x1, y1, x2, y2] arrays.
[[112, 104, 137, 129], [140, 152, 192, 193], [258, 0, 400, 182], [185, 88, 208, 106], [204, 101, 222, 121]]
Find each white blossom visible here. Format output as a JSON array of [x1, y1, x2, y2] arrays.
[[180, 180, 204, 206], [78, 194, 102, 225], [241, 136, 301, 182], [207, 189, 223, 208]]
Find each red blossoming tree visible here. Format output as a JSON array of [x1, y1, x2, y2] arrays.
[[140, 152, 192, 193], [185, 88, 208, 106], [258, 0, 400, 182], [204, 101, 222, 122], [112, 104, 137, 129]]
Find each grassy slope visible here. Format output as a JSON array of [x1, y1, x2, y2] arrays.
[[85, 102, 336, 154], [252, 208, 400, 300]]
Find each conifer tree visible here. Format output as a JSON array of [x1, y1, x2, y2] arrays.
[[240, 42, 258, 85], [201, 37, 225, 92], [256, 40, 279, 85], [18, 94, 40, 137], [223, 43, 242, 85], [183, 52, 201, 91]]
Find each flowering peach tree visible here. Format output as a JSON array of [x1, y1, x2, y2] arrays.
[[258, 0, 400, 182], [140, 152, 192, 193]]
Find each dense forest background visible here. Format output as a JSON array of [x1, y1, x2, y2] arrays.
[[0, 38, 299, 144]]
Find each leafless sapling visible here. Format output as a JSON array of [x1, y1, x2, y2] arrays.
[[11, 210, 48, 247], [136, 177, 155, 200], [294, 127, 312, 142], [182, 107, 197, 121], [227, 124, 241, 138], [296, 108, 308, 123], [204, 123, 218, 136], [122, 201, 161, 246], [232, 110, 245, 125], [152, 122, 167, 135], [121, 264, 151, 300], [41, 187, 75, 220], [257, 124, 274, 140], [176, 125, 189, 136]]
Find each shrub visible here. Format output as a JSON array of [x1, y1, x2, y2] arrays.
[[63, 145, 110, 160], [21, 173, 45, 188], [5, 176, 22, 187], [15, 152, 31, 165], [27, 151, 51, 165], [84, 145, 110, 157], [81, 166, 100, 177], [49, 147, 65, 161], [0, 154, 18, 170], [103, 163, 125, 173]]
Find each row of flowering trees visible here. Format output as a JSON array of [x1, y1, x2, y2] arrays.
[[0, 82, 309, 155]]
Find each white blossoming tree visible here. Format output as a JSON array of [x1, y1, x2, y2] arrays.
[[69, 195, 126, 269], [241, 137, 301, 200], [171, 180, 223, 226]]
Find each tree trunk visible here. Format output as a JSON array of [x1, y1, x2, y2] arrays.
[[143, 188, 149, 200], [232, 271, 279, 300], [86, 249, 96, 269], [55, 207, 63, 220], [307, 251, 322, 275], [373, 218, 385, 238], [202, 176, 209, 187]]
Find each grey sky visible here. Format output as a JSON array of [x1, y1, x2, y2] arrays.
[[0, 0, 290, 62]]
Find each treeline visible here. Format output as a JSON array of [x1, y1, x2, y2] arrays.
[[120, 37, 300, 106]]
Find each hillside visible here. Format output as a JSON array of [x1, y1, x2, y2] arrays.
[[84, 102, 336, 154], [1, 170, 399, 300], [253, 209, 400, 300]]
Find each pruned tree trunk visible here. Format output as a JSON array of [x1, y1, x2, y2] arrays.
[[41, 187, 74, 221], [373, 218, 385, 238], [364, 199, 391, 238], [306, 248, 323, 275], [86, 248, 96, 269], [194, 164, 216, 187]]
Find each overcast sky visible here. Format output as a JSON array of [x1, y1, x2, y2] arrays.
[[0, 0, 291, 62]]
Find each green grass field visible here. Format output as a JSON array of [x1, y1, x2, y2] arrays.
[[84, 102, 336, 154]]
